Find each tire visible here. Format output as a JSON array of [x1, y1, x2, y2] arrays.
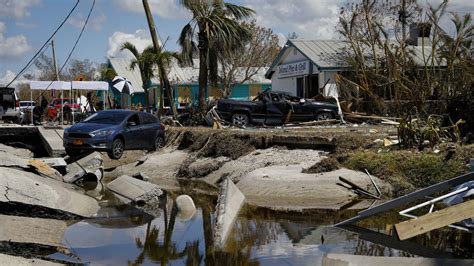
[[232, 113, 249, 127], [152, 135, 165, 151], [316, 112, 334, 121], [108, 138, 124, 160]]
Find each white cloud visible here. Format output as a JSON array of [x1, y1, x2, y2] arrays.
[[0, 70, 16, 86], [0, 0, 41, 20], [107, 29, 159, 58], [67, 13, 106, 32], [0, 22, 32, 58], [115, 0, 190, 19], [15, 21, 38, 29], [243, 0, 344, 43]]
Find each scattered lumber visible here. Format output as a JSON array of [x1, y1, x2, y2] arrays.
[[284, 119, 338, 127], [338, 176, 381, 199], [394, 199, 474, 240], [343, 112, 400, 124]]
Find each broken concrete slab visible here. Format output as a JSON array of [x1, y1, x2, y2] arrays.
[[0, 167, 99, 217], [105, 149, 186, 191], [214, 178, 245, 249], [322, 253, 474, 266], [106, 175, 163, 204], [0, 254, 63, 266], [237, 166, 390, 211], [0, 143, 33, 158], [0, 215, 67, 248], [63, 152, 103, 183], [37, 126, 65, 157], [0, 150, 29, 169]]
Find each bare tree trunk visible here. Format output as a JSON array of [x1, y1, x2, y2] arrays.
[[198, 31, 208, 110], [158, 80, 164, 116]]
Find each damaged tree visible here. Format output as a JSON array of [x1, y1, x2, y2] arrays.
[[218, 21, 280, 99], [337, 0, 473, 133]]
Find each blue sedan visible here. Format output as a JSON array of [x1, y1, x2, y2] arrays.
[[63, 110, 165, 159]]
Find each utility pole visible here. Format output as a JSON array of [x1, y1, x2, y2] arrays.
[[142, 0, 161, 53], [51, 39, 60, 82], [142, 0, 162, 116], [51, 39, 63, 124]]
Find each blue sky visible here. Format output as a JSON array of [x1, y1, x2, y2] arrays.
[[1, 0, 472, 85]]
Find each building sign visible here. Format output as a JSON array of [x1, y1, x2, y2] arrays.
[[277, 61, 310, 78]]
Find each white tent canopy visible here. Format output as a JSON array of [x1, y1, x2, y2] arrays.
[[29, 81, 71, 90], [27, 80, 110, 125], [71, 81, 108, 91], [29, 81, 108, 91]]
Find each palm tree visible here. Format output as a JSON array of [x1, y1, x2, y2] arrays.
[[121, 43, 181, 117], [178, 0, 254, 109], [121, 43, 156, 112]]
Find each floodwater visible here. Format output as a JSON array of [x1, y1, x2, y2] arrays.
[[48, 190, 474, 265]]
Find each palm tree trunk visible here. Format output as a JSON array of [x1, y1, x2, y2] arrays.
[[164, 78, 178, 120], [144, 87, 150, 112], [198, 32, 208, 110], [158, 80, 164, 117]]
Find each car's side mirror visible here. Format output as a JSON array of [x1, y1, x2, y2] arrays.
[[127, 121, 136, 127]]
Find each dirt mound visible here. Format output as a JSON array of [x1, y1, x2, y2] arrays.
[[303, 157, 339, 174]]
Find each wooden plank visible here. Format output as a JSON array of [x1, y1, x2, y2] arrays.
[[29, 159, 63, 181], [395, 199, 474, 240], [336, 172, 474, 226]]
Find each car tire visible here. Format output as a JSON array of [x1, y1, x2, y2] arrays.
[[316, 112, 334, 121], [152, 135, 165, 151], [108, 138, 124, 160], [232, 113, 249, 127]]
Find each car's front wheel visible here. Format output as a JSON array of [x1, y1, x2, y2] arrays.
[[232, 113, 249, 127], [152, 135, 165, 151], [108, 138, 124, 160], [316, 112, 334, 121]]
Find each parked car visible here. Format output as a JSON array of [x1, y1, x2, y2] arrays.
[[51, 98, 81, 114], [18, 100, 36, 112], [0, 87, 20, 123], [63, 110, 165, 159], [214, 90, 340, 127]]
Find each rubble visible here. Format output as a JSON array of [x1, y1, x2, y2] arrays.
[[214, 178, 246, 249], [106, 175, 163, 205], [322, 253, 474, 266], [0, 215, 67, 249], [0, 254, 63, 266], [0, 143, 33, 158], [0, 150, 29, 169], [0, 167, 100, 217], [63, 152, 103, 183]]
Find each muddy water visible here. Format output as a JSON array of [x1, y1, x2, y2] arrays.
[[46, 191, 474, 265]]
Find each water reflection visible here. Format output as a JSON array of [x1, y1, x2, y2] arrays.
[[60, 194, 474, 265]]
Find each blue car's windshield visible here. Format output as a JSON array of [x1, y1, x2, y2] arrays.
[[82, 112, 129, 125]]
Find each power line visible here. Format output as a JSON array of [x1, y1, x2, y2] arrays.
[[6, 0, 80, 88], [38, 0, 96, 97]]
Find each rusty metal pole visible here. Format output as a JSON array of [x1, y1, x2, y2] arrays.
[[142, 0, 162, 116]]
